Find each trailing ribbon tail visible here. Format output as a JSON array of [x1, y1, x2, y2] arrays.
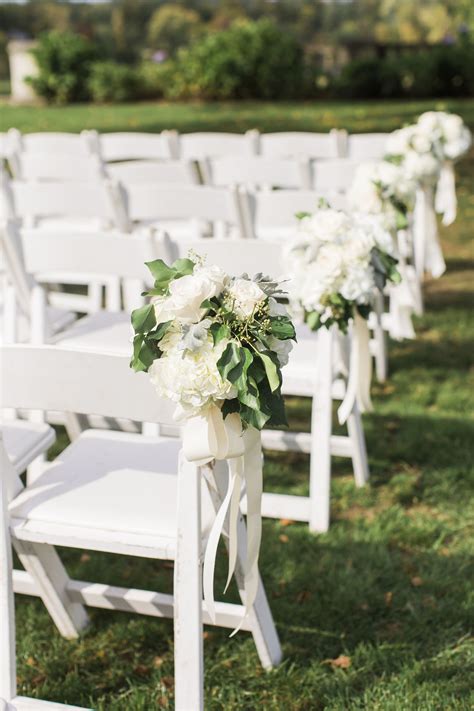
[[182, 405, 263, 634], [337, 311, 373, 425], [435, 161, 457, 226], [413, 186, 446, 279]]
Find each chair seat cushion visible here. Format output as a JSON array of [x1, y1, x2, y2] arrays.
[[52, 311, 131, 354], [1, 419, 55, 473], [9, 430, 216, 543]]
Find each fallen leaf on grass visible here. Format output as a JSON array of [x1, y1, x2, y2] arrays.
[[80, 553, 91, 563], [161, 676, 174, 690], [385, 591, 393, 607], [279, 534, 289, 543], [323, 655, 351, 669], [153, 656, 164, 668], [295, 590, 312, 604], [411, 576, 423, 587], [134, 664, 150, 677], [279, 518, 296, 527]]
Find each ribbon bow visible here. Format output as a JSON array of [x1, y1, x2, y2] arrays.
[[182, 405, 262, 635]]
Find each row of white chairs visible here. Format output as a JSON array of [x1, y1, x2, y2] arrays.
[[5, 149, 360, 191], [1, 128, 389, 162]]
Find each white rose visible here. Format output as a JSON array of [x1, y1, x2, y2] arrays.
[[153, 270, 222, 325], [193, 264, 227, 295], [226, 278, 266, 319]]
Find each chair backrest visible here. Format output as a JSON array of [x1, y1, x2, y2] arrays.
[[345, 133, 389, 160], [178, 131, 258, 160], [2, 178, 128, 230], [124, 184, 247, 237], [107, 159, 199, 186], [99, 131, 177, 162], [205, 156, 312, 189], [0, 345, 176, 426], [9, 129, 99, 156], [312, 159, 360, 193], [246, 189, 349, 238], [259, 131, 341, 159], [10, 151, 106, 181], [165, 235, 285, 278], [17, 227, 161, 284]]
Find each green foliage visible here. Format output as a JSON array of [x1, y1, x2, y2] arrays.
[[161, 19, 307, 101], [27, 30, 96, 104], [147, 3, 203, 56], [87, 61, 140, 103]]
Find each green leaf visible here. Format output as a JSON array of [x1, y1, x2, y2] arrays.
[[257, 351, 281, 392], [210, 322, 231, 345], [146, 321, 172, 341], [217, 342, 242, 382], [131, 303, 156, 335], [269, 315, 296, 340], [130, 335, 156, 372], [295, 211, 311, 221], [145, 259, 176, 284], [228, 347, 253, 391], [306, 311, 320, 331], [172, 257, 195, 276], [239, 404, 270, 430], [237, 374, 260, 410]]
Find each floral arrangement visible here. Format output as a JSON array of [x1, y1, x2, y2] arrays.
[[285, 204, 400, 332], [385, 111, 471, 185], [348, 160, 417, 231], [130, 255, 296, 430]]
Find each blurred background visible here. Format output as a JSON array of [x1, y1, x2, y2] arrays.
[[0, 0, 473, 106]]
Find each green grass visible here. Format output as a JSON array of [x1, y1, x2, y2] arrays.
[[13, 103, 474, 710], [2, 97, 474, 134]]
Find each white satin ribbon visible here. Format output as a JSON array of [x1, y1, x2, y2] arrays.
[[182, 406, 262, 634], [413, 186, 446, 279], [337, 311, 373, 424], [435, 161, 457, 226], [387, 262, 422, 340]]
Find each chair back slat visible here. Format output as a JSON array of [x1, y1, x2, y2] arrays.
[[179, 131, 258, 160], [260, 131, 341, 159], [248, 189, 348, 233], [312, 159, 360, 193], [13, 130, 99, 156], [0, 345, 176, 425], [107, 160, 199, 186], [11, 152, 105, 181], [205, 156, 311, 189], [346, 133, 389, 160], [99, 132, 175, 162]]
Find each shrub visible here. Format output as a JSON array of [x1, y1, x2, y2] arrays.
[[147, 4, 203, 57], [88, 61, 140, 103], [27, 30, 96, 104], [161, 19, 307, 100], [135, 61, 167, 100]]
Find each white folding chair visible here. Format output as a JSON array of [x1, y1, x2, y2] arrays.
[[9, 152, 106, 182], [124, 183, 249, 239], [204, 156, 312, 190], [165, 236, 370, 533], [312, 158, 360, 193], [1, 432, 90, 711], [7, 129, 99, 157], [98, 131, 177, 162], [259, 130, 342, 159], [244, 189, 349, 240], [106, 159, 199, 186], [1, 345, 282, 711], [344, 133, 389, 161], [178, 130, 258, 160]]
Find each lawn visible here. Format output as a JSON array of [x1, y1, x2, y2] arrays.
[[12, 101, 474, 710]]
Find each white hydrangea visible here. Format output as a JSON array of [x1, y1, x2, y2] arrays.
[[417, 110, 471, 161], [149, 337, 235, 420]]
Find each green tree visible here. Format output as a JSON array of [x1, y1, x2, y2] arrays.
[[147, 4, 203, 56]]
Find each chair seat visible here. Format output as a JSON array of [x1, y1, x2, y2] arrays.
[[0, 306, 75, 344], [1, 419, 55, 473], [52, 311, 131, 353], [9, 430, 216, 558]]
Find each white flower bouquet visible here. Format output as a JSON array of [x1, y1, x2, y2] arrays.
[[285, 205, 400, 332], [417, 111, 472, 162], [130, 255, 296, 430], [348, 160, 417, 231]]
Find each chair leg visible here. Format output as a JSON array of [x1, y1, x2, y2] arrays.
[[174, 454, 204, 711], [211, 461, 282, 670], [0, 451, 16, 702], [13, 541, 89, 640], [346, 403, 370, 487], [309, 328, 333, 534]]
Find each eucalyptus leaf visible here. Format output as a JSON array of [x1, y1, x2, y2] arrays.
[[131, 303, 156, 335]]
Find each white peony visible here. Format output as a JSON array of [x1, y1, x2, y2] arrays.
[[298, 208, 351, 244], [226, 278, 266, 319], [402, 149, 440, 184], [149, 337, 235, 419], [153, 270, 223, 325]]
